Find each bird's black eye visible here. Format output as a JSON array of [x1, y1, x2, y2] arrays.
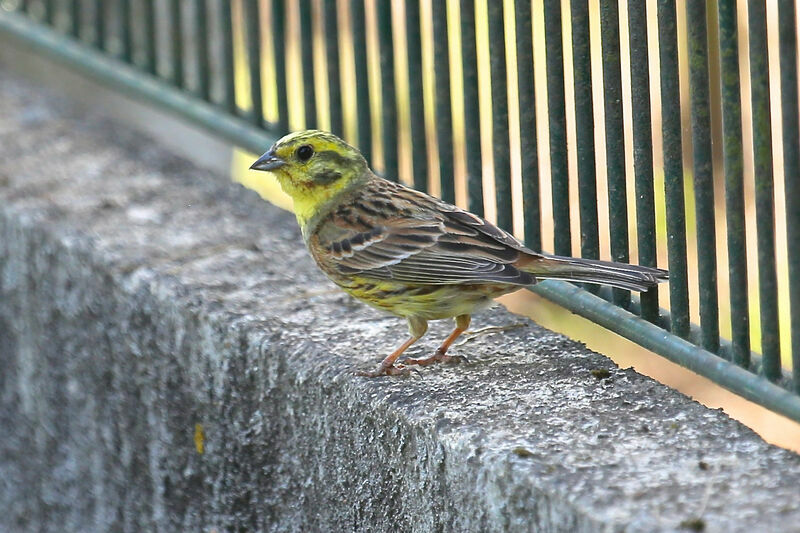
[[296, 144, 314, 162]]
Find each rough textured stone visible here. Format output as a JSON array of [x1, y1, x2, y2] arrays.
[[0, 69, 799, 533]]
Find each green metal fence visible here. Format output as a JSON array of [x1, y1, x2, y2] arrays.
[[1, 0, 799, 422]]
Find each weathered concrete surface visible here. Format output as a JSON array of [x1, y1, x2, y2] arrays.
[[0, 71, 799, 533]]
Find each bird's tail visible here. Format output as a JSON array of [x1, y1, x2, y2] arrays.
[[521, 254, 668, 292]]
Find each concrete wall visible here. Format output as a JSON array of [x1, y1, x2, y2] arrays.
[[1, 67, 799, 532]]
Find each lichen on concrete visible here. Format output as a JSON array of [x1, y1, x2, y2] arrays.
[[1, 69, 799, 532]]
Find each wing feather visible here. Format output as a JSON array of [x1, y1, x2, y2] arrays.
[[312, 179, 539, 286]]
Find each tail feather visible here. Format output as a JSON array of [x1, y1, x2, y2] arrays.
[[524, 255, 669, 292]]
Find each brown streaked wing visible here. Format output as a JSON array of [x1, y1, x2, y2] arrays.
[[312, 178, 539, 286]]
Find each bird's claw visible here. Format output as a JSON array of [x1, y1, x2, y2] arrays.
[[356, 363, 415, 378], [402, 350, 468, 367]]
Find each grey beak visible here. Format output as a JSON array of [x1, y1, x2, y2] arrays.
[[250, 150, 286, 171]]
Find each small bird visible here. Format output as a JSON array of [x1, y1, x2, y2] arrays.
[[251, 130, 668, 377]]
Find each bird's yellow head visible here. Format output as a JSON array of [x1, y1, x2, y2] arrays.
[[250, 130, 369, 227]]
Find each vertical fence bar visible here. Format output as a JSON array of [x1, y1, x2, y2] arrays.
[[460, 0, 484, 216], [350, 0, 372, 163], [376, 0, 398, 181], [432, 0, 455, 205], [143, 0, 157, 75], [543, 0, 570, 256], [570, 1, 599, 265], [94, 0, 104, 49], [599, 0, 629, 307], [220, 1, 236, 113], [170, 0, 184, 88], [778, 0, 800, 391], [405, 0, 428, 191], [685, 0, 719, 353], [656, 0, 689, 338], [244, 0, 263, 127], [627, 1, 658, 322], [324, 0, 343, 136], [272, 0, 289, 131], [747, 1, 780, 381], [69, 0, 79, 37], [515, 0, 540, 251], [350, 0, 371, 162], [120, 0, 133, 63], [43, 0, 53, 25], [487, 0, 512, 231], [195, 0, 211, 100], [299, 0, 317, 128], [716, 0, 749, 367]]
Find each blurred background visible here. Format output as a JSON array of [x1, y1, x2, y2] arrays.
[[3, 0, 799, 450]]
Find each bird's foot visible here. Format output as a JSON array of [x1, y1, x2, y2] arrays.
[[453, 323, 527, 348], [402, 349, 468, 367], [356, 363, 413, 378]]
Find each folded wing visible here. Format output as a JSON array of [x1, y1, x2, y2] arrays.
[[311, 180, 539, 286]]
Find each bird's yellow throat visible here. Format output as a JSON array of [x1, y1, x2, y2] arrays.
[[272, 169, 364, 230]]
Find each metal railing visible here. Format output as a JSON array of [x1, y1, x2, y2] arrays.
[[1, 0, 799, 422]]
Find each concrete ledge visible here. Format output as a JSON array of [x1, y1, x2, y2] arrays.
[[1, 70, 799, 532]]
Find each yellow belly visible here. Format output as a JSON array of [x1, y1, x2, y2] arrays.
[[338, 278, 518, 320]]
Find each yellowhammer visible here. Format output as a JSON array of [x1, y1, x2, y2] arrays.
[[251, 130, 668, 377]]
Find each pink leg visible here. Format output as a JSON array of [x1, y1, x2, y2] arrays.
[[403, 314, 471, 367], [356, 336, 420, 377], [357, 317, 428, 377]]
